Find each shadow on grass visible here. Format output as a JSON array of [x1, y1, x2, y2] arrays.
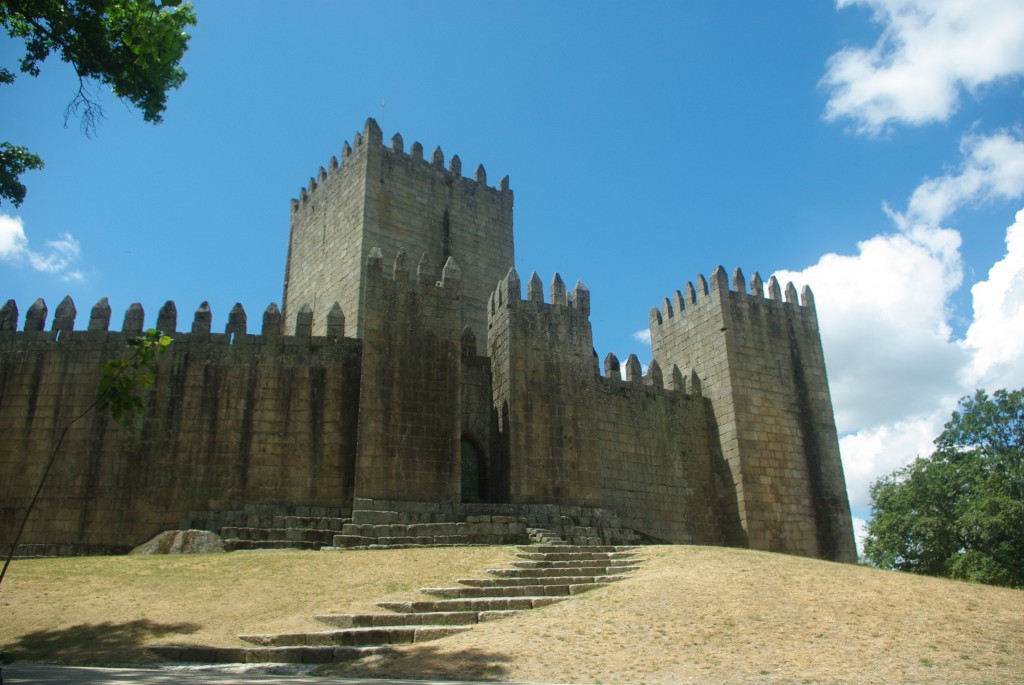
[[322, 644, 512, 681], [2, 619, 200, 665]]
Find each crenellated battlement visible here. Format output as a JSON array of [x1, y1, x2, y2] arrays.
[[363, 246, 463, 296], [488, 268, 590, 318], [0, 296, 351, 340], [598, 352, 702, 397], [648, 265, 818, 331], [290, 118, 511, 213]]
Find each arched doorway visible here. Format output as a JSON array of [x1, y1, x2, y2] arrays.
[[461, 436, 486, 503]]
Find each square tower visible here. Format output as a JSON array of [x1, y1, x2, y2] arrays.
[[282, 118, 514, 347]]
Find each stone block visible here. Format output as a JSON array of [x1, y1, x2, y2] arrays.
[[352, 510, 399, 525]]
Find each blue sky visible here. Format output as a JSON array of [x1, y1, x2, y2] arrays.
[[2, 1, 1023, 550]]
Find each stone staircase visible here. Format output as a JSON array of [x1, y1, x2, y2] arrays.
[[149, 544, 644, 665], [220, 515, 349, 551], [328, 512, 530, 549]]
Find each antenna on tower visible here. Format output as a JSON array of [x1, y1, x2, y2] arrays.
[[380, 101, 385, 128]]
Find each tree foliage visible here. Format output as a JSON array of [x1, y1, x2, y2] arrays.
[[863, 388, 1024, 587], [0, 0, 196, 206], [97, 328, 172, 422], [0, 142, 44, 207]]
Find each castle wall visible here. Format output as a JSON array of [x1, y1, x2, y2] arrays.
[[0, 298, 361, 553], [592, 376, 728, 545], [487, 271, 729, 544], [353, 249, 463, 502], [650, 267, 856, 561], [284, 119, 514, 348]]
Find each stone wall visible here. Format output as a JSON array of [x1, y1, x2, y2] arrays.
[[592, 375, 730, 545], [650, 267, 856, 561], [0, 297, 362, 554], [284, 118, 515, 347]]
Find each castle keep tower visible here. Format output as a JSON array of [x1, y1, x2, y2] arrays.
[[283, 118, 514, 346]]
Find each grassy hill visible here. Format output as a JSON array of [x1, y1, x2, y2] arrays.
[[1, 545, 1021, 684]]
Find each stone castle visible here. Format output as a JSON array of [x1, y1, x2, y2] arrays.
[[0, 119, 857, 562]]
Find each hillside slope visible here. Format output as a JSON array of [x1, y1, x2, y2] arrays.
[[1, 545, 1021, 684], [325, 545, 1024, 685]]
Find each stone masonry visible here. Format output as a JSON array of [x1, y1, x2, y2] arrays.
[[0, 118, 857, 562]]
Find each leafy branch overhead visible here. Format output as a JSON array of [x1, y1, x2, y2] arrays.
[[0, 0, 196, 206], [98, 328, 172, 423]]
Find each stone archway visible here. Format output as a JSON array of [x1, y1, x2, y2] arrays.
[[460, 436, 486, 503]]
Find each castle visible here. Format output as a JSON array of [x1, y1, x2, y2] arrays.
[[0, 119, 857, 562]]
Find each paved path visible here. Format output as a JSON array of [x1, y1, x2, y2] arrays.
[[2, 664, 557, 685]]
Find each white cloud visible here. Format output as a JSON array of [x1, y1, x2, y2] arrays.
[[775, 130, 1024, 511], [0, 213, 29, 260], [891, 133, 1024, 231], [960, 208, 1024, 388], [851, 515, 869, 559], [777, 233, 967, 432], [839, 411, 945, 511], [0, 213, 84, 282], [822, 0, 1024, 134], [632, 328, 651, 344]]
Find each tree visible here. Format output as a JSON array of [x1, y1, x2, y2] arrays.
[[0, 0, 196, 206], [863, 388, 1024, 587]]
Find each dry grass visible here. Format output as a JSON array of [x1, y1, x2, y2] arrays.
[[2, 545, 1023, 684], [0, 546, 511, 665]]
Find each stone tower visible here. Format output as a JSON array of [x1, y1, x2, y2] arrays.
[[282, 118, 514, 347], [649, 267, 857, 562]]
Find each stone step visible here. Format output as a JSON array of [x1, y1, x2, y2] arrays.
[[514, 551, 635, 562], [420, 583, 608, 599], [456, 574, 626, 588], [487, 565, 639, 578], [148, 644, 385, 665], [314, 610, 519, 628], [238, 625, 470, 647], [377, 596, 567, 614], [332, 533, 527, 549], [223, 539, 324, 552], [221, 527, 340, 543], [511, 558, 643, 569], [516, 545, 636, 554]]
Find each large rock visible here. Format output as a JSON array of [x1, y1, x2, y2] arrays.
[[130, 529, 225, 555]]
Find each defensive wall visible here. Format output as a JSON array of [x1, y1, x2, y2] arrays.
[[2, 255, 746, 554], [0, 296, 361, 555]]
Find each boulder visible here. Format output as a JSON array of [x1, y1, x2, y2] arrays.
[[130, 529, 225, 555]]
